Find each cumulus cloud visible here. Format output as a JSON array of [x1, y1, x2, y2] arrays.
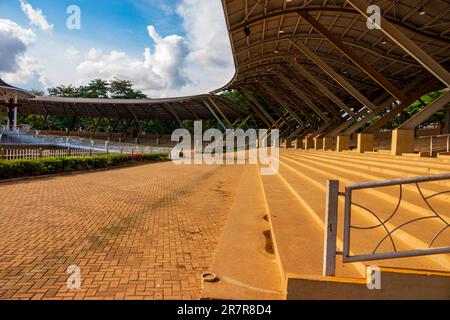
[[76, 25, 190, 94], [64, 46, 81, 63], [19, 0, 54, 33], [71, 0, 234, 97], [177, 0, 234, 70], [2, 0, 234, 97], [0, 19, 35, 73], [3, 54, 51, 88], [0, 19, 50, 88]]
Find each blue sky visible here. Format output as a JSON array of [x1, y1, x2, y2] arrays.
[[0, 0, 234, 97]]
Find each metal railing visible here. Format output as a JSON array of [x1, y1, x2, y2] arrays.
[[1, 131, 172, 156], [323, 173, 450, 276], [418, 133, 450, 157]]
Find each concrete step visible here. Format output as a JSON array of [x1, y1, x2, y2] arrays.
[[275, 157, 450, 272], [201, 165, 285, 300], [283, 151, 450, 194], [439, 152, 450, 160], [287, 266, 450, 300], [282, 152, 450, 215], [257, 149, 449, 299], [279, 154, 450, 254], [312, 148, 450, 163], [292, 149, 450, 174], [259, 170, 360, 279], [285, 149, 450, 180]]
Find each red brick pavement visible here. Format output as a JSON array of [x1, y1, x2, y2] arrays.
[[0, 162, 244, 300]]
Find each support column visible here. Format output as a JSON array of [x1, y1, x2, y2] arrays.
[[391, 129, 415, 156], [323, 137, 334, 151], [13, 106, 18, 130], [6, 107, 12, 130], [315, 138, 323, 150], [285, 138, 293, 149], [357, 133, 373, 153], [295, 138, 303, 149], [336, 136, 350, 151], [304, 138, 314, 150]]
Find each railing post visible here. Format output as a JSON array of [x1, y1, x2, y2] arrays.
[[323, 180, 339, 277], [430, 136, 433, 158]]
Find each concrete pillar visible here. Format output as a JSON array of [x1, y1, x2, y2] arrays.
[[323, 137, 334, 151], [391, 129, 415, 156], [357, 133, 374, 153], [336, 136, 350, 151], [315, 138, 323, 150], [6, 107, 11, 129], [13, 106, 18, 130], [304, 138, 314, 150], [295, 138, 303, 149], [285, 138, 293, 149]]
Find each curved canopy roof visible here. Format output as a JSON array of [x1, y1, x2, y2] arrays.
[[0, 79, 35, 101], [14, 94, 243, 121], [0, 82, 243, 122], [217, 0, 449, 122], [2, 0, 448, 127]]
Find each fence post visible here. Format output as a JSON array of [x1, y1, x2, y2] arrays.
[[0, 147, 4, 160], [39, 147, 43, 159], [323, 180, 339, 277]]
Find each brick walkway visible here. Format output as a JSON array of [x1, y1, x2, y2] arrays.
[[0, 162, 244, 300]]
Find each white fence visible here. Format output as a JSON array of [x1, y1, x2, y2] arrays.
[[0, 147, 107, 161]]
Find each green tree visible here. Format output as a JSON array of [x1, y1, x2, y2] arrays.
[[48, 85, 81, 98], [109, 78, 147, 99], [78, 79, 109, 98]]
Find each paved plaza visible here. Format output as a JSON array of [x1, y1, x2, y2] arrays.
[[0, 162, 244, 300]]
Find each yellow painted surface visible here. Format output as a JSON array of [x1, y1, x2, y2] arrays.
[[314, 138, 324, 150], [391, 129, 415, 156], [287, 266, 450, 300], [357, 133, 374, 153], [336, 136, 350, 151], [323, 137, 334, 150]]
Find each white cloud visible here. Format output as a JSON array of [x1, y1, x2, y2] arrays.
[[75, 25, 190, 95], [0, 19, 50, 88], [0, 19, 35, 73], [65, 46, 81, 63], [174, 0, 235, 95], [19, 0, 54, 33], [85, 48, 103, 61], [70, 0, 234, 97], [3, 0, 235, 97], [3, 54, 51, 88], [178, 0, 234, 70]]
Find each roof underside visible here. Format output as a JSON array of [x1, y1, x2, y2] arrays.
[[0, 88, 243, 121], [219, 0, 450, 116], [2, 0, 449, 125]]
